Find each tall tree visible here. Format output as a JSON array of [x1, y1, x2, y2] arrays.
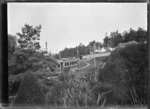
[[109, 30, 123, 48], [95, 42, 103, 52], [17, 24, 41, 50], [103, 35, 111, 51], [88, 40, 96, 54]]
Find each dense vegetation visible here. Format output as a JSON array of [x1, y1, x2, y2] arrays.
[[55, 27, 147, 59], [55, 41, 103, 59], [98, 41, 147, 105], [8, 24, 147, 108], [8, 24, 58, 97]]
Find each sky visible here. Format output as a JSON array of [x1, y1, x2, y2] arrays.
[[8, 3, 147, 54]]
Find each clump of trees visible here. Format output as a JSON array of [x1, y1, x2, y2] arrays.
[[98, 41, 148, 105], [103, 28, 147, 49], [56, 41, 103, 59], [57, 43, 90, 59], [8, 24, 57, 102]]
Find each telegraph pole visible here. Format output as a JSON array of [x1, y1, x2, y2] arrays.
[[93, 43, 96, 67], [77, 46, 80, 69], [59, 52, 61, 59], [93, 43, 97, 81], [45, 42, 48, 53]]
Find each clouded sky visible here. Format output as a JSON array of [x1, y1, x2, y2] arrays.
[[8, 3, 147, 54]]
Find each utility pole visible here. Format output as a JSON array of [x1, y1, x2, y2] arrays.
[[93, 42, 97, 81], [77, 46, 80, 69], [77, 46, 79, 58], [45, 42, 47, 53], [59, 52, 61, 59], [93, 43, 96, 67]]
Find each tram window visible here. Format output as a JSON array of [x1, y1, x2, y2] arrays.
[[58, 64, 60, 68]]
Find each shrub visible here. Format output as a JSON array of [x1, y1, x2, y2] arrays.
[[11, 71, 45, 107]]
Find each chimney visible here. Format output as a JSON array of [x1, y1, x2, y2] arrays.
[[45, 42, 47, 53]]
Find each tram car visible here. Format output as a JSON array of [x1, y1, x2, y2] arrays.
[[56, 57, 79, 72]]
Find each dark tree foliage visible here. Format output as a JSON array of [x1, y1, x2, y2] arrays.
[[8, 49, 57, 96], [109, 31, 123, 48], [8, 34, 17, 59], [11, 71, 45, 107], [59, 41, 103, 58], [123, 28, 147, 43], [119, 42, 148, 105], [103, 36, 111, 50], [17, 24, 41, 50], [103, 28, 147, 49], [8, 24, 57, 98], [59, 44, 90, 58], [98, 42, 148, 105]]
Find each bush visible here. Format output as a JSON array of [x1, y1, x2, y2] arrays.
[[11, 71, 45, 107], [9, 73, 24, 96]]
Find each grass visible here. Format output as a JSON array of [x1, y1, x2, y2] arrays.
[[6, 106, 148, 109]]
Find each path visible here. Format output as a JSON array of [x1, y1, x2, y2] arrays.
[[79, 61, 90, 69]]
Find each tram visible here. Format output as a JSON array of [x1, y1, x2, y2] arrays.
[[56, 58, 79, 72]]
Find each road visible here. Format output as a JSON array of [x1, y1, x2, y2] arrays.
[[79, 52, 110, 70], [82, 52, 110, 59]]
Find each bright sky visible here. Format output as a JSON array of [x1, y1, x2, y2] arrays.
[[8, 3, 147, 54]]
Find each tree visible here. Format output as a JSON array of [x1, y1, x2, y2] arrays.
[[103, 34, 111, 51], [88, 40, 96, 54], [17, 24, 41, 50], [8, 34, 17, 59], [136, 27, 147, 42], [8, 24, 58, 96], [95, 42, 103, 52], [109, 30, 123, 48]]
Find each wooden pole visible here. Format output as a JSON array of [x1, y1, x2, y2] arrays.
[[94, 43, 97, 81], [77, 46, 80, 69], [45, 41, 47, 53]]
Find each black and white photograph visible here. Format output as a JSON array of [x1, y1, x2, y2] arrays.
[[7, 2, 148, 109]]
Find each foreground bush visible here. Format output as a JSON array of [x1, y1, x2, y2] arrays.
[[11, 71, 45, 107]]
